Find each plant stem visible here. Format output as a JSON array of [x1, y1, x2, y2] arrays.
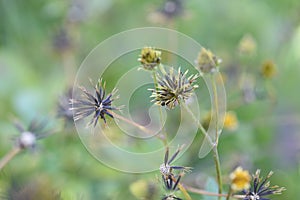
[[182, 102, 223, 199], [211, 74, 223, 199], [213, 146, 223, 199], [226, 186, 233, 200], [211, 74, 220, 144], [108, 110, 166, 145], [0, 147, 21, 171], [185, 185, 245, 199], [181, 103, 214, 146], [152, 70, 168, 145]]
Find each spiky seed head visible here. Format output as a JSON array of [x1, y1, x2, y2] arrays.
[[243, 169, 285, 200], [70, 78, 118, 127], [138, 47, 162, 70], [150, 67, 199, 109]]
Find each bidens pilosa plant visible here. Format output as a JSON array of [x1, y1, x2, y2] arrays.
[[0, 45, 285, 200]]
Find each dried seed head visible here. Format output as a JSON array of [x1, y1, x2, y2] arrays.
[[150, 67, 199, 109], [138, 47, 162, 70], [70, 78, 119, 127], [196, 48, 221, 74], [243, 169, 285, 200]]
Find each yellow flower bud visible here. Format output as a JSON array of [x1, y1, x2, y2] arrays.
[[196, 48, 220, 74], [138, 47, 161, 70]]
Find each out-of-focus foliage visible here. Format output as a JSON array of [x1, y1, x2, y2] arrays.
[[0, 0, 300, 199]]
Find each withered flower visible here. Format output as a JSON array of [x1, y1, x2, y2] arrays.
[[70, 79, 118, 127]]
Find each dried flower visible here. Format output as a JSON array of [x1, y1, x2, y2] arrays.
[[150, 67, 199, 109], [261, 60, 276, 79], [243, 170, 285, 200], [238, 34, 257, 55], [160, 146, 191, 180], [70, 79, 118, 127], [14, 119, 51, 149], [196, 47, 221, 74], [138, 47, 162, 70], [224, 111, 239, 131], [230, 167, 251, 191]]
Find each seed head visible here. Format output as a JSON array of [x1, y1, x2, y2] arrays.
[[243, 169, 285, 200], [18, 132, 37, 149], [150, 67, 199, 109], [138, 47, 162, 70], [70, 78, 119, 127], [14, 119, 51, 150]]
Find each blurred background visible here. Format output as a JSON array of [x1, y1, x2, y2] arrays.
[[0, 0, 300, 199]]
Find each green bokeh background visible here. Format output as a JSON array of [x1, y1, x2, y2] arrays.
[[0, 0, 300, 199]]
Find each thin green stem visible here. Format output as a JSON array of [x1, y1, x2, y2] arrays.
[[108, 110, 166, 145], [213, 147, 223, 199], [211, 74, 223, 199], [181, 103, 214, 146], [211, 74, 220, 144], [226, 186, 233, 200]]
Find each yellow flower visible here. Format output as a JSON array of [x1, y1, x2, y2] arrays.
[[196, 47, 221, 74], [138, 47, 161, 70], [230, 167, 251, 191], [261, 60, 276, 79], [238, 34, 256, 55], [224, 111, 238, 131]]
